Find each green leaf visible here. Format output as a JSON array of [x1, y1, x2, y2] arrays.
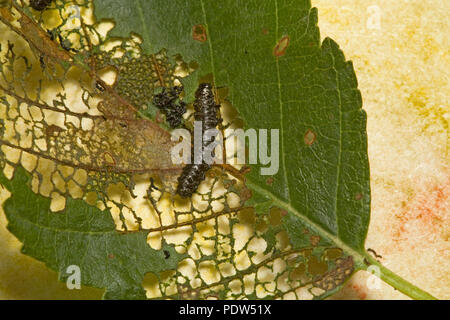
[[0, 167, 185, 299], [95, 0, 369, 274]]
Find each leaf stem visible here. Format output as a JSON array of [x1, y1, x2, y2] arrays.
[[363, 254, 437, 300]]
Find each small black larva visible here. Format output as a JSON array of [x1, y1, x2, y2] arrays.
[[58, 34, 78, 53], [30, 0, 52, 11], [176, 163, 211, 198], [177, 83, 220, 198], [153, 85, 186, 128]]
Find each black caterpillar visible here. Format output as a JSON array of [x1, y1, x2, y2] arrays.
[[177, 83, 220, 198], [153, 86, 186, 128], [30, 0, 52, 11]]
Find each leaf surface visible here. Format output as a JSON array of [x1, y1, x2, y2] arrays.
[[0, 167, 184, 299]]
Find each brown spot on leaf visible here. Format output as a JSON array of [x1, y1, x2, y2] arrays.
[[192, 24, 207, 42], [240, 187, 253, 202], [355, 192, 363, 200], [108, 253, 114, 259], [280, 210, 288, 217], [273, 36, 290, 57], [155, 111, 164, 124], [266, 177, 274, 185], [310, 235, 320, 246], [262, 28, 269, 35], [304, 130, 316, 145]]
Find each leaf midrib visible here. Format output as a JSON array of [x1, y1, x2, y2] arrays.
[[329, 43, 344, 239], [135, 0, 152, 52], [274, 0, 291, 201], [200, 0, 217, 84]]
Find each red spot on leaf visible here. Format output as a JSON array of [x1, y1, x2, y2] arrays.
[[310, 235, 320, 246], [355, 193, 363, 200], [273, 36, 290, 57], [304, 129, 316, 145], [240, 187, 253, 202], [192, 24, 207, 42], [155, 111, 164, 123]]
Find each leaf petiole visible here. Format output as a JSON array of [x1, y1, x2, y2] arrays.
[[362, 254, 437, 300]]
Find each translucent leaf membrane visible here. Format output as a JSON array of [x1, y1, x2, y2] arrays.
[[0, 0, 353, 299], [0, 0, 182, 228]]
